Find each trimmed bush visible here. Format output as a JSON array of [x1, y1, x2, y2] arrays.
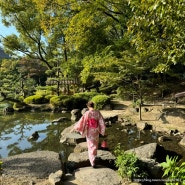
[[74, 91, 99, 101], [49, 95, 68, 107], [24, 95, 49, 104], [50, 95, 87, 110], [23, 92, 110, 110], [62, 96, 87, 110], [91, 94, 110, 110], [45, 95, 55, 102]]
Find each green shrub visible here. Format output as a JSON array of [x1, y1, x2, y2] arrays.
[[99, 85, 118, 94], [114, 144, 148, 180], [50, 95, 87, 110], [0, 160, 3, 174], [35, 90, 47, 96], [62, 96, 87, 110], [45, 95, 55, 102], [91, 94, 110, 110], [35, 86, 56, 95], [13, 102, 27, 110], [116, 86, 134, 100], [50, 95, 68, 107], [24, 95, 49, 104], [160, 155, 185, 185], [74, 91, 99, 101]]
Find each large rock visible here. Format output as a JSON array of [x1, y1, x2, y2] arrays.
[[67, 150, 116, 170], [2, 151, 61, 179], [126, 142, 181, 161], [104, 115, 118, 124], [60, 133, 86, 145], [126, 143, 182, 179], [62, 167, 142, 185], [60, 125, 86, 145], [51, 117, 69, 123], [71, 109, 81, 121], [74, 166, 122, 185], [179, 135, 185, 147], [74, 142, 88, 153], [49, 170, 63, 185], [126, 143, 161, 160], [136, 122, 152, 130]]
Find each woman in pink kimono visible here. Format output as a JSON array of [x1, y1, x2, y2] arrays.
[[72, 101, 106, 168]]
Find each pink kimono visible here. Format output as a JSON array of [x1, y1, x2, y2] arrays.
[[74, 109, 106, 166]]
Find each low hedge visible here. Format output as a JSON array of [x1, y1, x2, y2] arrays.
[[91, 94, 110, 110], [50, 95, 87, 110], [24, 95, 49, 104], [74, 91, 99, 101], [62, 96, 87, 110], [49, 95, 68, 107], [24, 92, 110, 110]]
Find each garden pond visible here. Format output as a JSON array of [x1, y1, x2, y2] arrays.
[[0, 109, 185, 163]]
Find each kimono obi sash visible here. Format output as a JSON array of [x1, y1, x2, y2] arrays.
[[88, 118, 98, 128]]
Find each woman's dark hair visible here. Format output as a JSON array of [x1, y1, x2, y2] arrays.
[[86, 101, 94, 108]]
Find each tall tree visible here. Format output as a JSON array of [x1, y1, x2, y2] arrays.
[[0, 0, 66, 69], [0, 58, 36, 100], [127, 0, 185, 73], [17, 57, 47, 86]]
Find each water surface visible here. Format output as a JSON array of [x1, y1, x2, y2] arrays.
[[0, 111, 73, 158], [0, 111, 185, 163]]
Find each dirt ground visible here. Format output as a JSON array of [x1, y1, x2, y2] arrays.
[[125, 103, 185, 133], [102, 100, 185, 133]]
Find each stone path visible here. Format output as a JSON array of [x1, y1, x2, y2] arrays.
[[63, 166, 122, 185]]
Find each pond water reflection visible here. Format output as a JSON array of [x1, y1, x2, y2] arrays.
[[1, 111, 185, 163], [0, 112, 74, 158]]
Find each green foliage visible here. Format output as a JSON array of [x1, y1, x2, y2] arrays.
[[36, 86, 58, 96], [0, 58, 36, 100], [74, 92, 99, 101], [34, 88, 56, 102], [0, 160, 2, 173], [128, 0, 185, 73], [1, 0, 185, 101], [80, 49, 121, 87], [35, 90, 47, 96], [24, 95, 48, 104], [91, 94, 110, 110], [50, 95, 87, 110], [114, 144, 148, 180], [160, 155, 185, 185], [49, 95, 68, 107], [62, 96, 87, 110], [99, 85, 118, 95], [13, 102, 27, 111], [45, 95, 54, 102], [0, 0, 55, 69], [117, 86, 134, 101]]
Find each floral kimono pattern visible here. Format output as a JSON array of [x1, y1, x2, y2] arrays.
[[74, 110, 106, 166]]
